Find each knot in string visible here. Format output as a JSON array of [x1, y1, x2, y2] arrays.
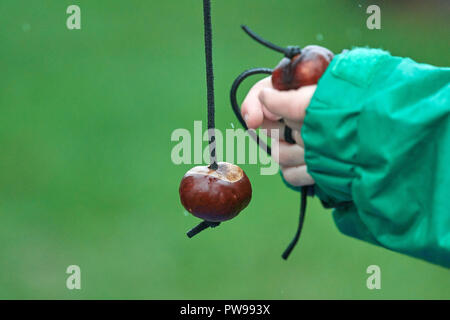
[[285, 46, 302, 59]]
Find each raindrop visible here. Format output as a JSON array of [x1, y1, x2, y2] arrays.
[[22, 23, 31, 32]]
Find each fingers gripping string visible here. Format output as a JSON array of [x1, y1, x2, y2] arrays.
[[230, 67, 311, 260], [203, 0, 217, 170], [202, 1, 311, 259]]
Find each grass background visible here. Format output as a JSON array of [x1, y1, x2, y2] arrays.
[[0, 0, 449, 299]]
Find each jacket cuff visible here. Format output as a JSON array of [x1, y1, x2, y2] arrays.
[[301, 48, 392, 206]]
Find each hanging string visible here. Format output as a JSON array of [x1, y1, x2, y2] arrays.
[[202, 0, 217, 170], [282, 186, 307, 259], [185, 0, 220, 239]]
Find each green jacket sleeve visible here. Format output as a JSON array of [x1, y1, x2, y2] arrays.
[[302, 47, 450, 268]]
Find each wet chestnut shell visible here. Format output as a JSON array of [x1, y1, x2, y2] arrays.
[[272, 45, 334, 90], [179, 162, 252, 222]]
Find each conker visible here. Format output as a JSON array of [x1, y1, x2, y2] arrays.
[[179, 162, 252, 222], [272, 45, 334, 90]]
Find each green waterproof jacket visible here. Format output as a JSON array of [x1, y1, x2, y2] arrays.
[[297, 48, 450, 268]]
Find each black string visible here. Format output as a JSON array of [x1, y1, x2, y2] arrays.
[[203, 0, 217, 170], [230, 68, 273, 155], [187, 220, 220, 238], [185, 0, 218, 239], [282, 186, 307, 259], [241, 25, 301, 59]]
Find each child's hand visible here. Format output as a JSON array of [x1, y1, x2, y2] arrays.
[[241, 76, 316, 187]]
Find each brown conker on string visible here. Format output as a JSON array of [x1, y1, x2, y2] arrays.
[[179, 162, 252, 222], [271, 45, 334, 90], [182, 0, 253, 238]]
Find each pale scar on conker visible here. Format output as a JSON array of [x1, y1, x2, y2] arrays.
[[179, 162, 252, 222]]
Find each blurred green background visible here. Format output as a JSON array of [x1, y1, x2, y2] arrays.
[[0, 0, 449, 299]]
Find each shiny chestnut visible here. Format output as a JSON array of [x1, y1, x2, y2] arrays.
[[272, 45, 334, 90], [179, 162, 252, 222]]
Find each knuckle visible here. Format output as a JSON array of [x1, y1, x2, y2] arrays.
[[291, 103, 305, 120], [241, 100, 249, 114], [282, 171, 297, 186], [258, 88, 268, 104], [279, 149, 293, 166]]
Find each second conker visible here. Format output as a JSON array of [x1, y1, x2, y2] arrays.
[[272, 45, 334, 90]]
